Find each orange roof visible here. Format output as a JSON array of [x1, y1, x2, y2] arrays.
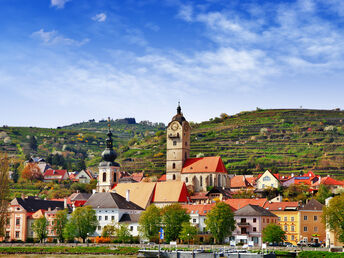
[[181, 203, 216, 216], [158, 174, 166, 182], [132, 172, 144, 182], [264, 201, 299, 211], [320, 177, 344, 186], [190, 192, 208, 200], [225, 198, 267, 211], [230, 175, 255, 188], [182, 156, 227, 174]]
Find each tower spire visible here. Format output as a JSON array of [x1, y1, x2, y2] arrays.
[[177, 101, 181, 114]]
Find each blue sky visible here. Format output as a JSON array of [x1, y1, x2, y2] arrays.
[[1, 0, 344, 127]]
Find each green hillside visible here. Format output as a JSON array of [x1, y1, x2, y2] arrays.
[[119, 109, 344, 178]]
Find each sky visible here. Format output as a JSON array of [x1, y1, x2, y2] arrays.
[[1, 0, 344, 128]]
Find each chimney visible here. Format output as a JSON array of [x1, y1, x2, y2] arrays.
[[64, 198, 67, 209], [92, 189, 96, 194], [126, 189, 130, 202]]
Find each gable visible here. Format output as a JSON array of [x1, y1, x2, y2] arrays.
[[182, 156, 227, 174]]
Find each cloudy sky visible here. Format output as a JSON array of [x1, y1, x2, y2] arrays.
[[1, 0, 344, 127]]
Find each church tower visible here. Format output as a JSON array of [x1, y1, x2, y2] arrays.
[[166, 104, 190, 181], [97, 118, 120, 192]]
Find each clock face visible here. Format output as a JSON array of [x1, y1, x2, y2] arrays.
[[171, 122, 179, 131]]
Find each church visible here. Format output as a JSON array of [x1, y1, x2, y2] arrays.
[[166, 104, 230, 192]]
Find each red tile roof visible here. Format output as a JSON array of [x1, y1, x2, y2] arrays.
[[224, 198, 268, 211], [181, 203, 216, 216], [190, 192, 208, 200], [158, 174, 166, 182], [182, 156, 227, 174], [230, 175, 255, 188], [132, 172, 144, 182], [263, 201, 299, 211], [320, 176, 344, 186], [44, 169, 67, 177]]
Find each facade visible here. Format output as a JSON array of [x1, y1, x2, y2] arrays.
[[43, 169, 69, 182], [256, 170, 281, 190], [229, 175, 255, 192], [69, 169, 94, 184], [96, 122, 120, 193], [298, 199, 326, 245], [84, 192, 143, 237], [264, 202, 300, 245], [232, 204, 278, 246]]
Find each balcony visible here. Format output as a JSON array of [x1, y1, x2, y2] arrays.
[[237, 222, 250, 227], [168, 133, 180, 139]]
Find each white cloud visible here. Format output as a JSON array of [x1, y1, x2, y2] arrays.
[[92, 13, 107, 22], [51, 0, 70, 9], [145, 22, 160, 31], [177, 5, 193, 22], [31, 29, 89, 46]]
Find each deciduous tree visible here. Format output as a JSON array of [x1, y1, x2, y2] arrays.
[[32, 216, 48, 243], [69, 206, 98, 243], [0, 154, 9, 237], [179, 222, 198, 245], [262, 223, 286, 243], [161, 204, 190, 242], [205, 202, 235, 244], [53, 209, 68, 243], [21, 163, 43, 182], [138, 204, 161, 241], [117, 223, 131, 243], [323, 193, 344, 243], [316, 185, 332, 204]]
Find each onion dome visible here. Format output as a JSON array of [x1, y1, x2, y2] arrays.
[[170, 102, 186, 125], [100, 118, 120, 167]]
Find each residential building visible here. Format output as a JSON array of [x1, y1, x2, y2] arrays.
[[43, 169, 69, 182], [84, 192, 143, 237], [229, 175, 256, 192], [225, 198, 268, 211], [256, 170, 281, 190], [69, 169, 94, 184], [232, 204, 278, 246], [298, 199, 325, 244], [264, 201, 300, 245]]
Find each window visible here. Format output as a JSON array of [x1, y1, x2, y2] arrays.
[[193, 219, 196, 223], [291, 225, 295, 232], [278, 217, 281, 221], [291, 235, 295, 241], [185, 177, 188, 183], [241, 218, 246, 223], [105, 216, 108, 221], [314, 216, 318, 221], [263, 218, 265, 223], [15, 231, 20, 238], [291, 217, 294, 222], [241, 227, 247, 234], [102, 172, 107, 182], [98, 226, 101, 231], [5, 231, 9, 237], [314, 226, 318, 232], [200, 176, 203, 187], [173, 174, 176, 180], [267, 218, 269, 223], [210, 174, 213, 186], [284, 225, 288, 231], [130, 226, 134, 231], [263, 176, 271, 181], [253, 227, 256, 232], [304, 215, 308, 221], [304, 226, 308, 232], [114, 172, 116, 182], [185, 142, 188, 146], [253, 218, 257, 223], [6, 217, 10, 225], [98, 216, 102, 221], [111, 216, 114, 221], [15, 218, 20, 225], [172, 163, 176, 169], [173, 141, 177, 146], [284, 217, 287, 222]]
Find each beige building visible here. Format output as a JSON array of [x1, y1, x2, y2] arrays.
[[166, 104, 230, 192], [256, 170, 281, 190]]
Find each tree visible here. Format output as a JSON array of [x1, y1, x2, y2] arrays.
[[117, 223, 131, 243], [102, 224, 116, 238], [205, 202, 235, 244], [0, 154, 9, 238], [21, 163, 43, 182], [29, 135, 38, 151], [32, 216, 48, 243], [53, 209, 68, 243], [69, 206, 98, 243], [179, 222, 198, 245], [262, 223, 286, 244], [161, 204, 190, 242], [138, 204, 161, 241], [63, 221, 76, 243], [316, 185, 332, 204], [323, 193, 344, 242]]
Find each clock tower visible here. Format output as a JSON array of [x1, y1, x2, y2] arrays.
[[166, 104, 190, 181]]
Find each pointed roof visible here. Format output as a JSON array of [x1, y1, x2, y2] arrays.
[[320, 176, 344, 186], [152, 181, 189, 203], [182, 156, 227, 174], [225, 198, 267, 211], [299, 199, 323, 211], [84, 192, 143, 210], [11, 196, 66, 212], [235, 204, 278, 217], [230, 175, 255, 188], [169, 103, 187, 126], [264, 201, 299, 211], [182, 203, 216, 216]]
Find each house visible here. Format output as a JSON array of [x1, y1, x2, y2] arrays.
[[205, 187, 231, 202], [3, 196, 68, 242], [264, 201, 300, 245], [225, 198, 268, 211], [25, 157, 50, 174], [113, 181, 190, 209], [84, 192, 143, 237], [232, 204, 278, 246], [298, 199, 326, 245], [43, 169, 69, 182], [256, 170, 281, 190], [282, 171, 319, 188], [312, 176, 344, 192], [229, 175, 255, 192], [131, 172, 144, 182], [69, 169, 94, 184]]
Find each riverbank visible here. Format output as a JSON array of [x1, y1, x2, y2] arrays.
[[0, 246, 139, 255]]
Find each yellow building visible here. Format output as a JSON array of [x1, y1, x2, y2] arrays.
[[264, 202, 300, 245], [298, 199, 326, 245]]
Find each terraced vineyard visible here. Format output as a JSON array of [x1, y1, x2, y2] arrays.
[[119, 109, 344, 178]]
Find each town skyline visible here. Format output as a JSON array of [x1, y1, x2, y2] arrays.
[[2, 0, 344, 127]]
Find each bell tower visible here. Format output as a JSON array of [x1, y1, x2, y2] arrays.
[[97, 118, 120, 192], [166, 103, 190, 181]]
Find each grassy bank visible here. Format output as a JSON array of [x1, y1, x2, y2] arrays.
[[0, 246, 139, 255], [298, 251, 344, 257]]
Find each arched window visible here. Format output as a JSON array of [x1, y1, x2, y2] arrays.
[[172, 163, 176, 169], [210, 174, 213, 186], [200, 176, 203, 187], [114, 172, 117, 182], [185, 177, 188, 183], [173, 174, 176, 180], [218, 175, 221, 187], [103, 172, 107, 182]]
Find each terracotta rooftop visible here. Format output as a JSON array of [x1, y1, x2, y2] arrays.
[[230, 175, 255, 188], [264, 201, 299, 211], [225, 198, 268, 211], [182, 156, 227, 174], [182, 203, 216, 216]]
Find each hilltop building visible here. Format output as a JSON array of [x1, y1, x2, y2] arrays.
[[166, 104, 230, 192]]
